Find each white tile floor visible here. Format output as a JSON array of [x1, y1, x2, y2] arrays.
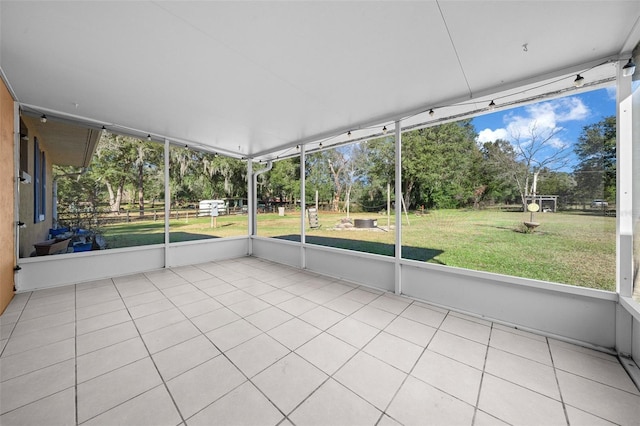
[[1, 256, 639, 426]]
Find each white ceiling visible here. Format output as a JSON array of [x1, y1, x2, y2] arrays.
[[2, 1, 639, 161]]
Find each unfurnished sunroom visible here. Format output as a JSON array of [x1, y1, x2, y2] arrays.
[[1, 1, 640, 425]]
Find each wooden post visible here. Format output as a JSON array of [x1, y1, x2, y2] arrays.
[[401, 196, 410, 226]]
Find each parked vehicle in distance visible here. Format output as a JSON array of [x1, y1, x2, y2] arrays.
[[591, 199, 608, 208]]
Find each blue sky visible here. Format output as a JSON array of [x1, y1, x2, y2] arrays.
[[471, 86, 616, 170]]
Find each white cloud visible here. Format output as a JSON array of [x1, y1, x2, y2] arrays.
[[477, 128, 508, 143], [548, 137, 568, 149], [554, 97, 589, 122], [476, 96, 590, 149], [504, 112, 555, 140], [500, 97, 589, 142]]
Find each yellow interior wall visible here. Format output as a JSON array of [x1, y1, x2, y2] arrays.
[[18, 128, 54, 258], [0, 78, 15, 313]]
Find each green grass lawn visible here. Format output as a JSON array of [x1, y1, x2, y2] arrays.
[[399, 209, 615, 291], [102, 214, 248, 248], [101, 209, 616, 291]]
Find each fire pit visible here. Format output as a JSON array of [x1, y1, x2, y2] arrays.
[[354, 218, 377, 228]]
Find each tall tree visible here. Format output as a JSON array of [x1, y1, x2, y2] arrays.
[[508, 122, 571, 210], [356, 137, 394, 212], [134, 141, 163, 216], [342, 144, 369, 216], [53, 165, 104, 212], [305, 151, 334, 208], [325, 148, 348, 212], [573, 116, 616, 204], [202, 155, 247, 198], [304, 142, 386, 214], [401, 120, 478, 209], [169, 148, 247, 204], [479, 139, 526, 206], [57, 134, 165, 216], [261, 158, 300, 203], [91, 134, 140, 213]]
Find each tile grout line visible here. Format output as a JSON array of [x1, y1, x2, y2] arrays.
[[549, 347, 640, 396], [547, 336, 571, 426], [381, 304, 494, 422], [137, 271, 191, 425], [471, 321, 494, 426], [0, 259, 623, 426], [81, 274, 188, 426], [0, 293, 78, 421], [218, 268, 369, 422], [374, 301, 442, 426], [282, 317, 386, 426], [387, 308, 493, 417], [2, 268, 469, 423], [479, 329, 574, 422], [151, 266, 298, 423], [179, 267, 390, 423], [0, 388, 74, 420], [0, 292, 32, 358], [16, 258, 638, 426]]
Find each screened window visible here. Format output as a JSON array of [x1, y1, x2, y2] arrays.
[[33, 137, 45, 223], [400, 88, 616, 291]]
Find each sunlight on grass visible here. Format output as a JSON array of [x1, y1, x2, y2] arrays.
[[402, 210, 615, 291]]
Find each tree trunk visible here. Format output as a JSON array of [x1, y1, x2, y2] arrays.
[[138, 162, 144, 217], [327, 159, 343, 212], [473, 185, 486, 209], [403, 180, 414, 211], [522, 174, 530, 211], [115, 184, 124, 214], [106, 182, 117, 213], [513, 171, 528, 212], [332, 192, 340, 212]]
